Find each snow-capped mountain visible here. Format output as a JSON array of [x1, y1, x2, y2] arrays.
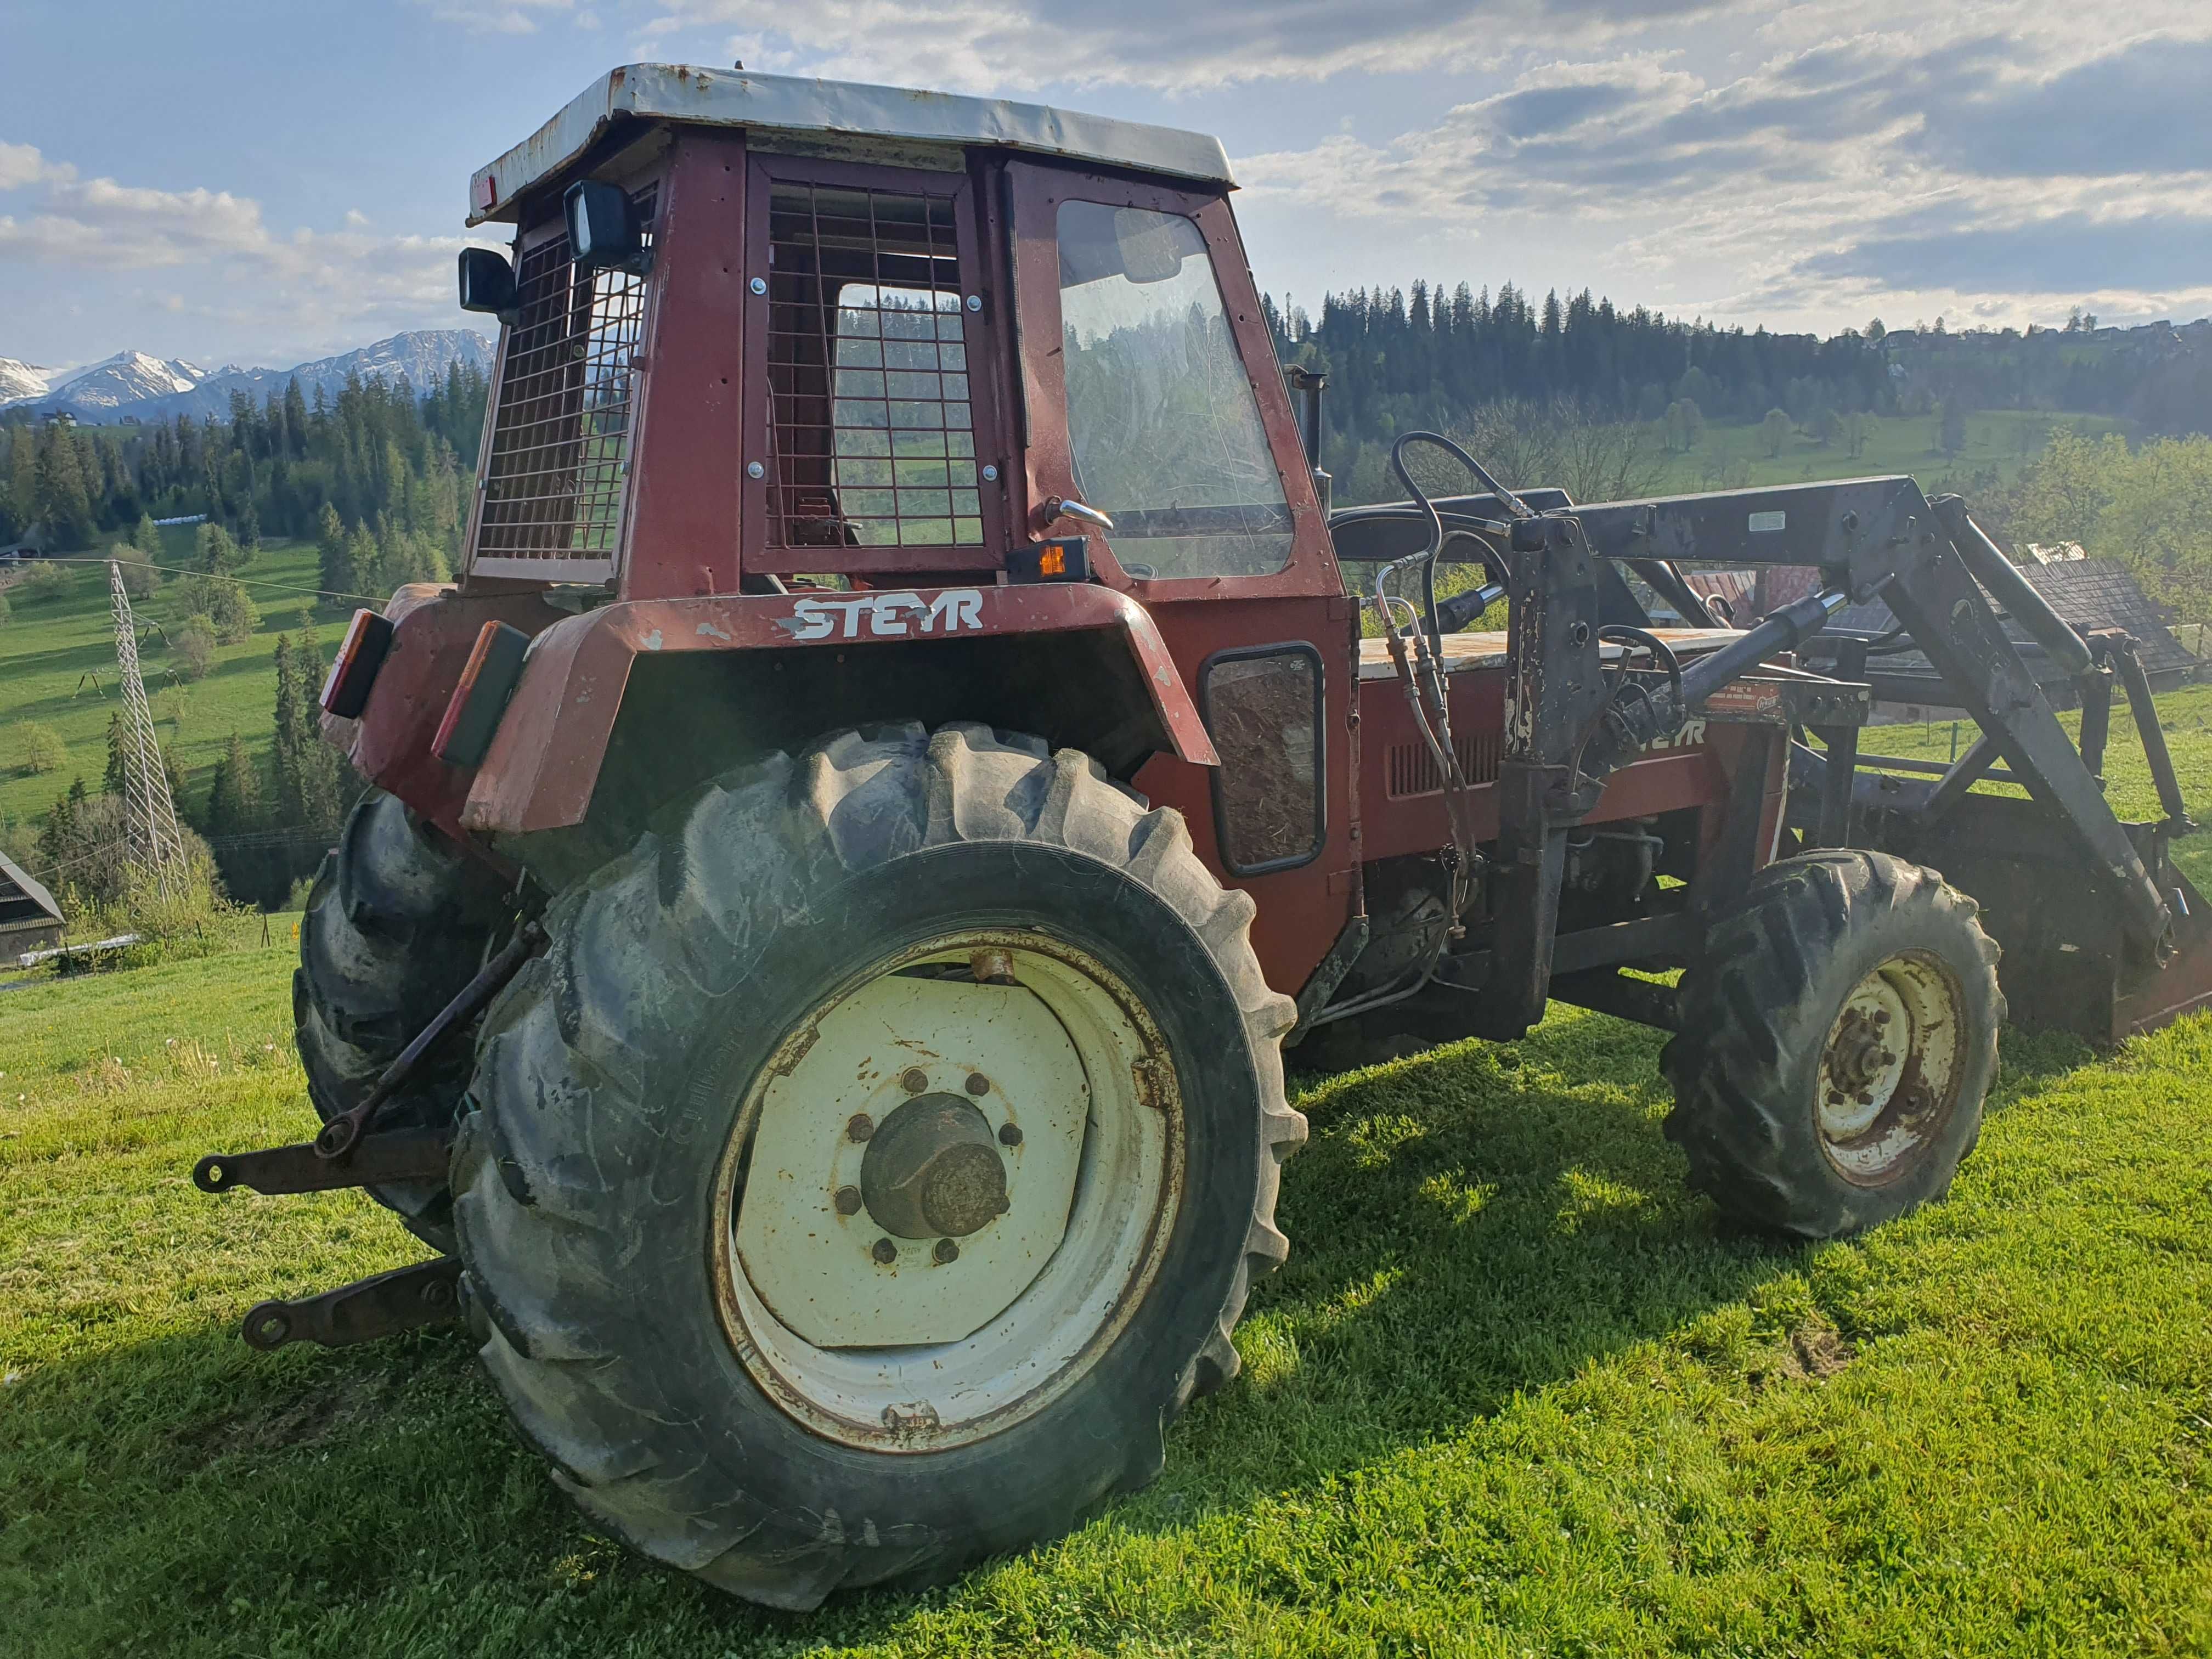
[[29, 351, 208, 416], [140, 331, 498, 423], [0, 358, 61, 404], [4, 331, 495, 424]]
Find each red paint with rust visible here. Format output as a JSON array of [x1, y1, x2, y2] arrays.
[[341, 589, 565, 843], [459, 582, 1220, 836]]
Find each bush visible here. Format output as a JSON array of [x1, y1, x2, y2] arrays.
[[13, 561, 72, 603], [15, 720, 69, 776], [114, 546, 160, 598], [0, 588, 10, 625], [172, 615, 217, 681], [195, 523, 246, 575], [171, 574, 259, 645]]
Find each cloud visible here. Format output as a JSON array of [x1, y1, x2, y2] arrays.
[[417, 0, 578, 35], [0, 142, 75, 192], [0, 152, 500, 358], [1915, 36, 2212, 178], [612, 0, 1740, 93], [1803, 210, 2212, 296]]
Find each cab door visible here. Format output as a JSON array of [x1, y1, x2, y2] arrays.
[[1003, 162, 1359, 1002]]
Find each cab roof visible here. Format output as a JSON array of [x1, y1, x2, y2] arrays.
[[468, 63, 1236, 225]]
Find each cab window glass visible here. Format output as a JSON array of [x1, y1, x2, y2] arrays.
[[1056, 201, 1293, 580]]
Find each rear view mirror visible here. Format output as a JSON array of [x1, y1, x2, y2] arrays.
[[565, 179, 652, 276], [1114, 208, 1187, 285], [458, 247, 518, 323]]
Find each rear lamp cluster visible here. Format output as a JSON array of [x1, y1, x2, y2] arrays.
[[320, 610, 394, 720]]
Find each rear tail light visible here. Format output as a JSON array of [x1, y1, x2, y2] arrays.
[[433, 621, 532, 768], [320, 609, 395, 719]]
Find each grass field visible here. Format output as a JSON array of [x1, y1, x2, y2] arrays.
[[0, 531, 354, 834], [1641, 409, 2132, 496], [3, 690, 2209, 1655]]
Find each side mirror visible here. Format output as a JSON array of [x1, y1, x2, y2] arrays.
[[565, 179, 652, 276], [458, 247, 518, 324]]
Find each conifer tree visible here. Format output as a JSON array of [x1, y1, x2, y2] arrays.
[[36, 422, 96, 548]]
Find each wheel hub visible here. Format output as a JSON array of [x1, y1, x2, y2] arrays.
[[1815, 950, 1964, 1183], [860, 1094, 1009, 1238], [713, 931, 1182, 1450]]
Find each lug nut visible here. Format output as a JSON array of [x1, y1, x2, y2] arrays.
[[1877, 1050, 1897, 1068], [834, 1185, 862, 1216], [997, 1121, 1023, 1146], [966, 1073, 991, 1096], [1873, 1009, 1891, 1025], [900, 1068, 929, 1095], [847, 1113, 875, 1142], [871, 1238, 898, 1265], [933, 1238, 959, 1265]]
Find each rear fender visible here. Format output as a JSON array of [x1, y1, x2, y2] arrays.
[[460, 584, 1217, 836], [328, 584, 566, 843]]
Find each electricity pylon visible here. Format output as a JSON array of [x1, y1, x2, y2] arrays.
[[108, 559, 188, 898]]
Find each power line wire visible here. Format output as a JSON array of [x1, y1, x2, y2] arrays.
[[22, 556, 391, 609]]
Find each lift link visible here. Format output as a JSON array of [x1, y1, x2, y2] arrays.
[[240, 1257, 464, 1352], [194, 1128, 454, 1197], [313, 918, 548, 1161]]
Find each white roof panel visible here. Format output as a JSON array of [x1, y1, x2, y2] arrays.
[[470, 64, 1234, 224]]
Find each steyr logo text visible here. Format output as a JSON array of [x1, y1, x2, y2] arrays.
[[777, 589, 985, 641]]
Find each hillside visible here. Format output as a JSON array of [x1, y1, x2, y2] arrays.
[[0, 532, 346, 844]]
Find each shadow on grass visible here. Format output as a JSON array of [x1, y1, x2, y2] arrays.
[[1143, 1009, 1800, 1519], [1, 1011, 1809, 1652]]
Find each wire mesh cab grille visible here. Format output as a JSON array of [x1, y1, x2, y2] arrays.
[[765, 183, 983, 551], [471, 186, 657, 576]]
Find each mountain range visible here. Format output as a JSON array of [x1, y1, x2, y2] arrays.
[[0, 330, 496, 425]]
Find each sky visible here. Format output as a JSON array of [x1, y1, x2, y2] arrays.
[[5, 0, 2211, 373]]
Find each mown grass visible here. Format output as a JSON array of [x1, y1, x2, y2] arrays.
[[5, 903, 2212, 1650], [1640, 409, 2133, 496], [1845, 680, 2212, 890], [0, 533, 351, 831]]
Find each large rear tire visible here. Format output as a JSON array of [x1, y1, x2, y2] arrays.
[[1662, 850, 2002, 1238], [294, 792, 506, 1253], [453, 723, 1304, 1607]]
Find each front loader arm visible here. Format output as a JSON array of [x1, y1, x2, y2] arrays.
[[1565, 476, 2175, 966]]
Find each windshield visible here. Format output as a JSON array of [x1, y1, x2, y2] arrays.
[[1056, 201, 1293, 580]]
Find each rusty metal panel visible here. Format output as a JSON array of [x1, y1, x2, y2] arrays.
[[622, 133, 748, 600], [461, 583, 1219, 835], [340, 590, 568, 843], [469, 65, 1233, 227]]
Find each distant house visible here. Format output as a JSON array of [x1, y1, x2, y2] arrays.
[[1827, 556, 2203, 722], [0, 851, 65, 960]]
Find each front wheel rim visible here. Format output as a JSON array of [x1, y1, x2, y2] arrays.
[[709, 929, 1183, 1452], [1814, 947, 1967, 1186]]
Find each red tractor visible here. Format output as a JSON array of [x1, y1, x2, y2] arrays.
[[197, 65, 2210, 1608]]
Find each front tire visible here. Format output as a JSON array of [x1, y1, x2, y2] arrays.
[[1662, 850, 2002, 1238], [453, 724, 1303, 1607]]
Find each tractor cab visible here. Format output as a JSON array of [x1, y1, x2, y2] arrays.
[[453, 64, 1329, 607]]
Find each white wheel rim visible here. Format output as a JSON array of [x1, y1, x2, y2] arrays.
[[1815, 948, 1965, 1185], [709, 929, 1182, 1451]]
